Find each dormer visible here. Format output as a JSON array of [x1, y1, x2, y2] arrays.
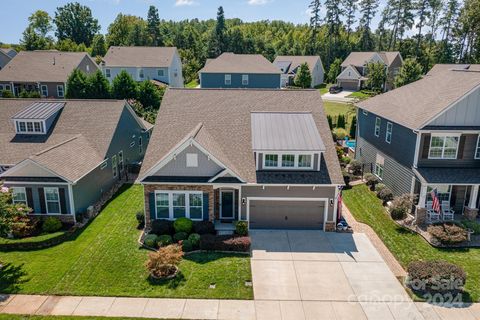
[[12, 102, 65, 135], [251, 112, 326, 171]]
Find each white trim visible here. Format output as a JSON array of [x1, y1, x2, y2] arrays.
[[44, 187, 61, 214], [427, 134, 460, 160], [220, 189, 235, 219], [56, 85, 64, 98], [68, 183, 76, 222], [0, 158, 72, 183], [208, 168, 237, 183], [475, 135, 480, 160], [262, 152, 315, 170], [374, 117, 381, 137], [468, 185, 479, 208], [4, 181, 69, 185], [11, 187, 27, 205], [14, 120, 46, 135], [142, 181, 343, 187], [124, 101, 149, 131], [118, 150, 124, 173], [154, 190, 204, 221], [112, 155, 118, 178], [385, 122, 393, 144], [242, 74, 249, 85], [413, 131, 421, 168], [40, 85, 48, 97]]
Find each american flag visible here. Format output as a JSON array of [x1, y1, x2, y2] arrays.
[[430, 188, 441, 213]]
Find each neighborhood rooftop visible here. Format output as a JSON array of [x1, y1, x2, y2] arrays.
[[199, 52, 281, 74], [341, 51, 401, 67], [273, 55, 322, 73], [102, 46, 178, 68], [12, 101, 65, 120]]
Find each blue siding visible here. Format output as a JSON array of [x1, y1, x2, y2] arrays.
[[149, 192, 156, 220], [203, 193, 209, 221], [200, 73, 280, 89], [4, 184, 71, 214]]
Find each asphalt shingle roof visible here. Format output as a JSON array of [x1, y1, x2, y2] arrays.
[[341, 51, 401, 67], [414, 167, 480, 184], [102, 46, 178, 68], [199, 53, 281, 74], [273, 56, 322, 74]]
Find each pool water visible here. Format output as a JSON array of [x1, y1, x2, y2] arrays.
[[345, 140, 356, 148]]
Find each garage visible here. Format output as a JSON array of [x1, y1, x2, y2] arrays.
[[248, 199, 326, 230], [338, 80, 359, 91]]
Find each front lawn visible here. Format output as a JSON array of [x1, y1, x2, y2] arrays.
[[185, 80, 198, 88], [343, 184, 480, 302], [0, 184, 252, 300], [317, 83, 333, 95], [346, 90, 376, 100], [0, 231, 66, 245]]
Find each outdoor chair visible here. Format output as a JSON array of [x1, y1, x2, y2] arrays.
[[441, 201, 455, 221], [426, 201, 440, 222]]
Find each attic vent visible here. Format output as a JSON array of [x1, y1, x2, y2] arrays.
[[12, 102, 65, 135]]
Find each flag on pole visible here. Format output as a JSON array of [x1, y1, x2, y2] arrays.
[[430, 188, 441, 213]]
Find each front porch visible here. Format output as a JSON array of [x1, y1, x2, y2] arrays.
[[213, 185, 242, 234]]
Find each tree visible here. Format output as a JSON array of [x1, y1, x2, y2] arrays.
[[208, 6, 227, 57], [327, 58, 342, 83], [54, 2, 100, 46], [147, 5, 162, 46], [66, 69, 88, 99], [294, 63, 313, 88], [0, 186, 31, 237], [349, 115, 357, 138], [343, 0, 358, 42], [365, 62, 386, 92], [327, 115, 334, 129], [112, 70, 137, 100], [359, 0, 379, 50], [137, 81, 162, 109], [394, 58, 423, 87], [91, 34, 107, 57], [307, 0, 322, 54], [324, 0, 345, 65], [415, 0, 431, 54], [20, 10, 54, 50], [86, 70, 111, 99], [337, 114, 346, 128]]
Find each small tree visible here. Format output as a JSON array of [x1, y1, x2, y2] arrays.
[[91, 34, 107, 57], [294, 63, 312, 88], [327, 58, 342, 83], [337, 114, 346, 129], [145, 244, 184, 278], [394, 58, 423, 88], [349, 115, 357, 138], [327, 115, 334, 129], [86, 70, 111, 99], [137, 81, 161, 110], [0, 186, 31, 237], [112, 70, 137, 100], [66, 69, 88, 98], [366, 62, 386, 92]]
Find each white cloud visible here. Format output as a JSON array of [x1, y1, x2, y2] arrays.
[[247, 0, 272, 5], [175, 0, 196, 6]]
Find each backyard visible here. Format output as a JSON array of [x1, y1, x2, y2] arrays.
[[323, 100, 356, 131], [0, 184, 253, 300], [343, 184, 480, 302]]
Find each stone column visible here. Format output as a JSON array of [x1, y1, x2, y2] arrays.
[[464, 185, 479, 221], [417, 184, 428, 209], [415, 206, 427, 226]]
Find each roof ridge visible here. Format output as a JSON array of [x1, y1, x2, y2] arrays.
[[34, 134, 82, 156]]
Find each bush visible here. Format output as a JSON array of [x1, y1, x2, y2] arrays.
[[349, 160, 362, 176], [377, 187, 394, 205], [333, 128, 347, 140], [235, 221, 248, 236], [173, 217, 193, 234], [193, 221, 215, 235], [389, 194, 414, 220], [376, 183, 387, 193], [42, 217, 63, 233], [75, 212, 85, 223], [407, 260, 466, 295], [150, 219, 174, 235], [342, 171, 352, 188], [145, 244, 183, 278], [182, 239, 194, 252], [156, 234, 173, 247], [188, 233, 201, 247], [461, 220, 480, 234], [427, 223, 468, 245], [1, 90, 14, 98], [136, 211, 145, 229], [340, 156, 351, 165], [144, 234, 158, 248], [364, 173, 378, 187], [200, 234, 251, 252], [173, 232, 188, 242], [11, 216, 38, 238]]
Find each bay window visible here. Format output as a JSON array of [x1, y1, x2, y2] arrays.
[[154, 191, 203, 220], [263, 153, 315, 169], [428, 134, 459, 159]]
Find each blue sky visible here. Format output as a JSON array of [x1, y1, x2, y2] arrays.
[[0, 0, 387, 44]]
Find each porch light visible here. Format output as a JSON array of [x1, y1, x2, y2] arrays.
[[329, 199, 334, 206], [242, 198, 246, 205]]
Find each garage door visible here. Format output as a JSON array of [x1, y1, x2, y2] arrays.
[[339, 80, 359, 91], [249, 200, 325, 230]]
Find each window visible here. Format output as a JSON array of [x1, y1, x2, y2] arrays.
[[428, 134, 459, 159], [41, 85, 48, 97], [0, 84, 4, 91], [86, 64, 90, 72], [139, 69, 144, 79], [242, 74, 249, 85], [57, 85, 64, 98], [100, 160, 108, 170], [186, 153, 198, 167], [18, 122, 26, 132], [298, 154, 312, 168], [475, 135, 480, 159], [155, 193, 170, 219], [157, 69, 164, 77], [34, 122, 42, 133], [263, 153, 314, 169], [374, 154, 384, 179], [5, 84, 11, 91], [225, 74, 231, 85], [374, 117, 381, 137], [189, 193, 203, 219], [11, 187, 27, 205], [172, 193, 186, 218], [105, 69, 111, 78], [154, 191, 203, 220], [118, 151, 124, 173], [426, 185, 451, 203], [27, 122, 33, 132], [281, 154, 295, 167], [264, 154, 278, 167], [362, 110, 368, 116], [139, 136, 143, 154], [44, 187, 60, 214], [385, 122, 393, 143], [130, 141, 135, 148], [112, 155, 117, 178], [15, 121, 44, 134]]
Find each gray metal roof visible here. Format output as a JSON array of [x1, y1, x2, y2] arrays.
[[251, 112, 325, 151], [12, 102, 65, 120]]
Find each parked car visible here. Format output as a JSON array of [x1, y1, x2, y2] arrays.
[[329, 86, 343, 94]]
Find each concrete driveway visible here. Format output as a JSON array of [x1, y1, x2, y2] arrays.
[[250, 230, 425, 319], [322, 90, 356, 103]]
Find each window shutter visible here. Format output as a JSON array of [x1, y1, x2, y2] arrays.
[[38, 188, 46, 214], [421, 135, 431, 159], [149, 192, 156, 221], [59, 188, 67, 214], [457, 135, 466, 159], [203, 193, 209, 221], [26, 187, 34, 212]]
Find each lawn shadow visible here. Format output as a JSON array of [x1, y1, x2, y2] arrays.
[[0, 262, 27, 293], [147, 271, 186, 289], [183, 251, 248, 265]]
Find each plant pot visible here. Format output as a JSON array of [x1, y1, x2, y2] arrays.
[[149, 265, 179, 280]]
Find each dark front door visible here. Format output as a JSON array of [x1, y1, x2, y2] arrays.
[[220, 190, 234, 219]]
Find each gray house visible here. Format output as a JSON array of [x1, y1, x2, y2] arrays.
[[274, 55, 325, 88], [0, 48, 17, 70], [355, 64, 480, 217], [199, 53, 281, 89], [139, 89, 343, 231], [0, 50, 99, 98], [101, 46, 184, 88], [336, 51, 403, 91], [0, 99, 152, 223]]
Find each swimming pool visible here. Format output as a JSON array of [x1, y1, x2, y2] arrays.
[[345, 140, 356, 149]]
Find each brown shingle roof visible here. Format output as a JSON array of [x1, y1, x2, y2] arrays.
[[199, 53, 281, 74], [140, 89, 343, 185], [273, 56, 322, 73], [357, 65, 480, 130], [103, 46, 177, 68], [341, 51, 401, 67], [0, 50, 94, 82]]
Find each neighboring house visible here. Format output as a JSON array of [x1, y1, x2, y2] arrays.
[[139, 88, 344, 231], [101, 46, 184, 88], [0, 50, 98, 98], [336, 51, 403, 91], [0, 99, 152, 223], [355, 64, 480, 217], [0, 48, 17, 70], [274, 55, 324, 88], [199, 53, 281, 89]]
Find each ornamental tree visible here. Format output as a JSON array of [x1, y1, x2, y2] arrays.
[[294, 63, 313, 88], [0, 186, 31, 237]]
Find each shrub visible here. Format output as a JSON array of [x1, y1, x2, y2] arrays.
[[173, 217, 193, 234], [461, 220, 480, 234], [188, 233, 201, 247], [144, 234, 158, 248], [1, 90, 14, 98], [150, 219, 174, 235], [427, 223, 468, 245], [342, 171, 352, 188], [145, 244, 184, 278], [340, 156, 351, 165], [364, 173, 378, 187], [407, 260, 466, 295], [333, 128, 347, 140], [182, 239, 194, 252], [75, 212, 85, 223], [200, 234, 251, 252], [136, 211, 145, 229], [376, 183, 387, 193], [349, 160, 362, 176], [42, 217, 63, 233], [389, 194, 414, 220], [193, 221, 215, 235], [156, 234, 173, 247], [235, 221, 248, 236], [377, 187, 394, 205], [11, 216, 38, 238], [173, 232, 188, 242]]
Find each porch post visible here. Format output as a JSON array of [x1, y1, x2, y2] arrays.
[[418, 184, 428, 208], [468, 185, 479, 209], [237, 187, 242, 221]]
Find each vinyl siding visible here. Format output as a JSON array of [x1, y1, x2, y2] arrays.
[[4, 183, 71, 214], [77, 56, 100, 75], [200, 73, 281, 89]]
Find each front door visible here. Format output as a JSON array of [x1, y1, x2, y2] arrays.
[[220, 190, 234, 219]]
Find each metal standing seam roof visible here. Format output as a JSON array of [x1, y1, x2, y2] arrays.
[[12, 102, 65, 120], [251, 112, 326, 151]]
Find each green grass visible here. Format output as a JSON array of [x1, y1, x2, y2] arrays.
[[185, 80, 198, 88], [317, 83, 333, 95], [343, 184, 480, 302], [323, 101, 356, 131], [346, 90, 377, 100], [0, 231, 66, 245], [0, 316, 172, 320], [0, 184, 252, 300]]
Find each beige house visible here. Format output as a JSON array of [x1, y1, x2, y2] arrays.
[[274, 55, 325, 88], [0, 50, 99, 98]]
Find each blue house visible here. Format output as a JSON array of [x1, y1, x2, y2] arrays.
[[199, 53, 281, 89], [0, 99, 153, 223]]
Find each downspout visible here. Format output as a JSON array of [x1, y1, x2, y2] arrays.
[[68, 183, 76, 224]]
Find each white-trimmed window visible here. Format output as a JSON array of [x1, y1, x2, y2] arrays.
[[281, 154, 295, 167], [385, 122, 393, 143], [15, 120, 44, 134], [5, 84, 11, 91], [298, 154, 312, 168], [374, 154, 384, 179], [100, 159, 108, 170], [374, 117, 381, 137], [0, 84, 3, 91], [139, 136, 143, 154], [362, 110, 368, 116], [155, 191, 203, 220], [105, 69, 111, 78], [41, 85, 48, 97], [186, 153, 198, 167], [225, 74, 231, 85], [44, 187, 60, 214], [475, 135, 480, 159], [263, 153, 314, 169], [112, 155, 118, 178], [57, 85, 64, 98], [428, 134, 460, 159], [118, 151, 124, 173], [11, 187, 27, 205], [139, 69, 144, 79], [157, 69, 165, 77], [264, 154, 278, 168], [242, 74, 249, 85]]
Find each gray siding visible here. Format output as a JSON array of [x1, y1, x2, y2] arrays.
[[4, 183, 71, 214], [0, 53, 11, 70], [72, 163, 114, 213], [104, 66, 169, 83], [77, 56, 100, 75], [200, 73, 280, 89]]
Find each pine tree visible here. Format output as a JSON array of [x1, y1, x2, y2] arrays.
[[324, 0, 345, 66], [86, 70, 111, 99], [66, 69, 87, 99], [307, 0, 322, 55], [394, 58, 423, 88], [415, 0, 431, 54], [327, 115, 334, 129], [147, 5, 162, 46], [359, 0, 379, 50], [337, 114, 346, 129], [349, 116, 357, 138], [343, 0, 358, 42], [112, 70, 137, 100], [294, 63, 313, 88], [208, 6, 226, 58]]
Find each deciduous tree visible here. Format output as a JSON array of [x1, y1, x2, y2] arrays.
[[394, 58, 423, 87], [54, 2, 100, 46]]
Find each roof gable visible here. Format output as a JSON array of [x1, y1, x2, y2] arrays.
[[273, 56, 322, 74], [199, 53, 281, 74], [102, 46, 177, 68], [336, 65, 361, 80]]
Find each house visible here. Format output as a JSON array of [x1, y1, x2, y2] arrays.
[[355, 64, 480, 218], [0, 48, 17, 70], [101, 46, 184, 88], [139, 89, 343, 231], [274, 55, 324, 88], [0, 99, 152, 223], [199, 53, 281, 89], [336, 51, 403, 91], [0, 50, 98, 98]]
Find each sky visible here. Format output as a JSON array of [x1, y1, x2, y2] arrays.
[[0, 0, 387, 45]]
